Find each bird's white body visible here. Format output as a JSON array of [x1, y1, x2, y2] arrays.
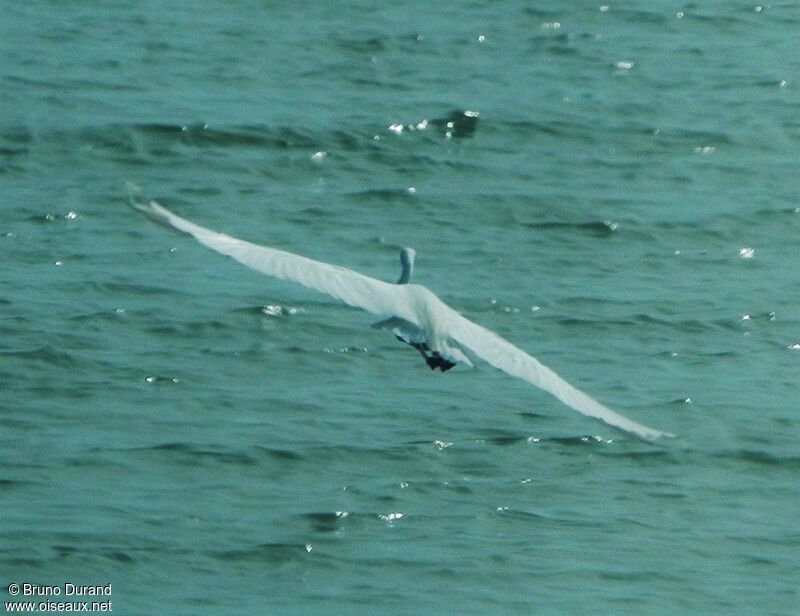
[[132, 198, 672, 441]]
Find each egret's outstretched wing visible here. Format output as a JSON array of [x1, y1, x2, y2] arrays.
[[446, 312, 671, 440], [130, 196, 670, 439], [132, 200, 412, 320]]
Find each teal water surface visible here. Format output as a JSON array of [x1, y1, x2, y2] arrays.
[[2, 2, 799, 614]]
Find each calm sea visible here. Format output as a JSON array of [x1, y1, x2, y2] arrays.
[[2, 2, 798, 614]]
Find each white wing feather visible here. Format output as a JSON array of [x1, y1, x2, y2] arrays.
[[133, 200, 412, 321], [446, 311, 671, 440]]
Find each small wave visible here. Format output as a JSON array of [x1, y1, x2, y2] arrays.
[[39, 122, 328, 167], [52, 545, 135, 564], [720, 449, 800, 470], [495, 506, 595, 528], [253, 446, 303, 461], [333, 36, 387, 54], [483, 434, 529, 447], [386, 110, 480, 140], [0, 346, 79, 368], [556, 316, 638, 329], [524, 220, 619, 237], [0, 125, 32, 173], [430, 110, 480, 139], [211, 542, 315, 564], [141, 442, 260, 467], [129, 122, 317, 149], [303, 510, 352, 533], [608, 8, 670, 25], [86, 280, 187, 298], [537, 435, 618, 447], [500, 119, 598, 144], [634, 313, 742, 334], [348, 188, 418, 204]]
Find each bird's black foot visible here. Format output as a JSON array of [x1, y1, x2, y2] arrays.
[[439, 359, 456, 372], [403, 338, 454, 371], [425, 353, 457, 372]]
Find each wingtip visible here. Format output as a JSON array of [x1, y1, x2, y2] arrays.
[[126, 184, 175, 228], [126, 182, 150, 213], [125, 182, 151, 212]]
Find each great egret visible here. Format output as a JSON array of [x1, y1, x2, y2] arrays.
[[131, 198, 672, 440]]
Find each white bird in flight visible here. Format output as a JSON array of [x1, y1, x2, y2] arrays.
[[131, 197, 672, 440]]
